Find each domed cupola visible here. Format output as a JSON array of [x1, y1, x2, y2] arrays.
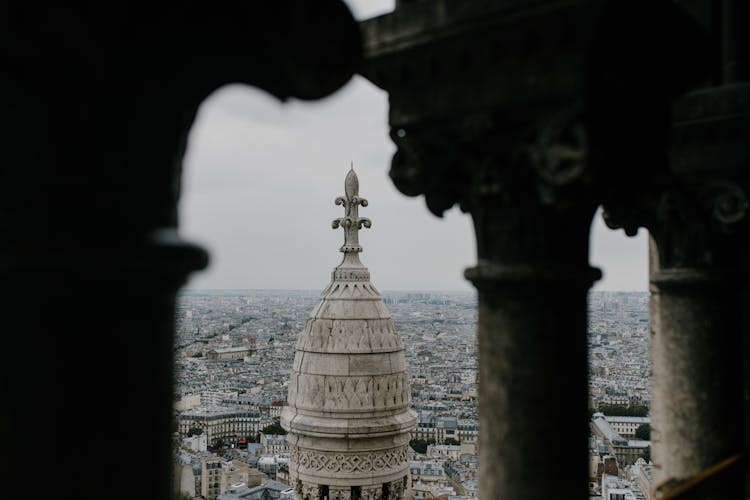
[[281, 167, 416, 500]]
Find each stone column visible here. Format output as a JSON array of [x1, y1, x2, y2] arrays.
[[648, 223, 746, 500], [359, 1, 715, 498], [607, 146, 748, 500], [468, 264, 599, 498], [462, 119, 600, 498], [649, 263, 744, 499], [391, 107, 601, 499], [743, 242, 750, 497], [644, 83, 750, 498], [586, 4, 749, 497], [650, 189, 747, 498]]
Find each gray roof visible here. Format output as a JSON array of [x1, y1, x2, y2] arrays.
[[592, 415, 628, 446], [605, 416, 650, 424], [210, 346, 253, 354], [217, 480, 293, 500]]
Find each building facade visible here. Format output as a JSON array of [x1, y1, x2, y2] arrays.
[[201, 457, 224, 500], [177, 408, 262, 445], [591, 414, 650, 466], [261, 433, 289, 455], [281, 169, 417, 500], [605, 416, 650, 439], [412, 412, 477, 445], [207, 346, 255, 361]]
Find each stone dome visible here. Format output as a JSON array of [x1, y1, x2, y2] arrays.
[[281, 167, 416, 500]]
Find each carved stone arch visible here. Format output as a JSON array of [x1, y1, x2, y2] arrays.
[[0, 4, 362, 500]]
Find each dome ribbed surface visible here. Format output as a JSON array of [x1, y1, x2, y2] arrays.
[[280, 168, 415, 500]]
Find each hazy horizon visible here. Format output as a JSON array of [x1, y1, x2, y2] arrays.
[[178, 287, 647, 293]]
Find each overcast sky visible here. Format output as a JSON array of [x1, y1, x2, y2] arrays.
[[178, 0, 648, 292]]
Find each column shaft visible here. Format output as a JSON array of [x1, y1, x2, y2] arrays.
[[650, 267, 744, 498], [469, 262, 598, 498]]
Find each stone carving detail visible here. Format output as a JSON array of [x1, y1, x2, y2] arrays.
[[300, 483, 320, 500], [388, 478, 406, 499], [332, 166, 372, 254], [332, 268, 372, 281], [318, 280, 384, 301], [290, 444, 409, 475], [701, 180, 748, 228], [291, 373, 409, 411], [329, 488, 352, 500], [388, 106, 597, 221], [603, 179, 750, 270], [360, 486, 382, 500], [296, 318, 402, 353], [366, 324, 403, 350], [283, 169, 416, 500], [525, 103, 590, 208]]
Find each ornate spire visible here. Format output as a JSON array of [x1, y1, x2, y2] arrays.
[[282, 163, 415, 500], [332, 165, 371, 254]]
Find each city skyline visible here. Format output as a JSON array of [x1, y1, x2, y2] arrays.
[[173, 288, 651, 499]]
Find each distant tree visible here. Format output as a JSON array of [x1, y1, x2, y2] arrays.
[[598, 403, 649, 417], [261, 422, 287, 435], [191, 352, 203, 358], [630, 404, 649, 417], [409, 438, 435, 454], [213, 437, 225, 449], [187, 426, 203, 437], [640, 446, 651, 463], [635, 423, 651, 441], [410, 439, 428, 454], [443, 438, 460, 446]]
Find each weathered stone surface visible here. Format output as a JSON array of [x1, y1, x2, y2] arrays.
[[296, 318, 403, 353], [289, 372, 410, 413], [282, 169, 416, 498], [359, 2, 731, 499]]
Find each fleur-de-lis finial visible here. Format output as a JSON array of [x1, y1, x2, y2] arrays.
[[332, 166, 371, 254]]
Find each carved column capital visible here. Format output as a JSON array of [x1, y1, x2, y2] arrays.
[[389, 102, 595, 216], [623, 83, 750, 495], [602, 83, 750, 274], [654, 181, 747, 273], [387, 104, 603, 287]]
